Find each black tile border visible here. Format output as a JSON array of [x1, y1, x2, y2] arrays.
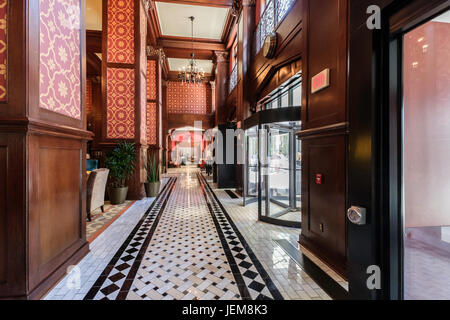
[[198, 173, 284, 300], [198, 175, 252, 300], [225, 190, 239, 199], [274, 239, 349, 300], [83, 178, 177, 300], [116, 179, 177, 300]]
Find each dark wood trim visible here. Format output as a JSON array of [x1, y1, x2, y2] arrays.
[[221, 10, 236, 43], [27, 242, 90, 300], [153, 0, 232, 8], [297, 122, 349, 140], [159, 35, 223, 44], [157, 38, 226, 51], [0, 118, 94, 140], [389, 0, 449, 34], [86, 30, 102, 53], [248, 0, 304, 101], [163, 47, 214, 60]]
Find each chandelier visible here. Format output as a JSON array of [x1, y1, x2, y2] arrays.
[[178, 16, 205, 85]]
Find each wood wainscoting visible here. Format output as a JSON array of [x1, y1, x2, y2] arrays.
[[0, 0, 91, 299], [297, 0, 349, 279]]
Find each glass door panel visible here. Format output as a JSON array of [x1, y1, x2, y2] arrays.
[[402, 10, 450, 300], [244, 126, 259, 206], [260, 122, 301, 227]]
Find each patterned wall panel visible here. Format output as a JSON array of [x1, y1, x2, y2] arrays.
[[107, 0, 134, 64], [39, 0, 81, 119], [0, 0, 7, 102], [86, 78, 93, 114], [147, 60, 157, 101], [167, 82, 212, 114], [146, 102, 157, 145], [107, 68, 135, 139]]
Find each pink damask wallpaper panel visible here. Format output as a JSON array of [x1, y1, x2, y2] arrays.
[[0, 0, 7, 102], [39, 0, 81, 119], [167, 82, 212, 114], [107, 68, 135, 139], [146, 102, 157, 145], [107, 0, 134, 64]]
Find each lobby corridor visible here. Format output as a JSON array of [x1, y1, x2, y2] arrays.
[[44, 168, 334, 300]]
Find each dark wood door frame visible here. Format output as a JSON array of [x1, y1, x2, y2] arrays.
[[347, 0, 449, 300]]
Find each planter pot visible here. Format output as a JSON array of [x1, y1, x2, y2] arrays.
[[145, 181, 161, 197], [109, 186, 128, 205]]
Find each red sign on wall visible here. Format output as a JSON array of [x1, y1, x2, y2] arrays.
[[311, 69, 330, 94], [315, 174, 323, 185]]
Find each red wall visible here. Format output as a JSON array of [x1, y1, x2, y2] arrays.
[[167, 82, 212, 115], [404, 21, 450, 228]]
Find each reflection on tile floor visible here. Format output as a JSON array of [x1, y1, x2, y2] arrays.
[[44, 168, 340, 300], [405, 238, 450, 300], [207, 181, 344, 299]]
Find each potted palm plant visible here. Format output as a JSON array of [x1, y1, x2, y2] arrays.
[[105, 142, 136, 204], [145, 154, 160, 197]]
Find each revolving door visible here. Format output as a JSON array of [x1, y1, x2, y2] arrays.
[[243, 107, 301, 228]]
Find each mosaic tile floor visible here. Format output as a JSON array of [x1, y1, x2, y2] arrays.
[[86, 201, 135, 242], [44, 168, 339, 300]]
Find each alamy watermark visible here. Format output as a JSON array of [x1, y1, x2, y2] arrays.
[[367, 5, 381, 30]]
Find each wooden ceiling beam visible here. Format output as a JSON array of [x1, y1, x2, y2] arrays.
[[157, 38, 225, 51], [164, 47, 214, 60], [153, 0, 232, 8]]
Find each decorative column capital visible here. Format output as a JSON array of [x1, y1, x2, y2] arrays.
[[147, 45, 166, 63], [213, 51, 229, 64], [209, 81, 216, 90]]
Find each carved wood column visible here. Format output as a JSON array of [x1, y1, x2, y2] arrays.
[[235, 0, 255, 193], [237, 0, 255, 123], [209, 81, 216, 115], [213, 51, 229, 126]]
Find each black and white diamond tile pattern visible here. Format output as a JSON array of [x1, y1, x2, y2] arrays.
[[83, 177, 177, 300], [198, 173, 283, 300], [125, 173, 241, 300]]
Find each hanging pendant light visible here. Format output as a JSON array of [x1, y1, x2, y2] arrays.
[[178, 16, 205, 85]]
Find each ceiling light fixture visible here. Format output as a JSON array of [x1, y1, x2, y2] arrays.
[[178, 16, 205, 85]]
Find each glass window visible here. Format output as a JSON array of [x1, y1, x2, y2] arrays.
[[292, 85, 301, 106], [281, 92, 289, 108]]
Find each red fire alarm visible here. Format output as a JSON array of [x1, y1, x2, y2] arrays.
[[315, 174, 323, 185]]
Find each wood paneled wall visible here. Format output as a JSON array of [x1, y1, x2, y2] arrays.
[[298, 0, 349, 278], [0, 0, 91, 299], [248, 0, 304, 101], [245, 0, 350, 277]]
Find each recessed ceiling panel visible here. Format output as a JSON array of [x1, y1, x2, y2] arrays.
[[155, 2, 229, 40], [86, 0, 102, 31], [168, 58, 213, 74]]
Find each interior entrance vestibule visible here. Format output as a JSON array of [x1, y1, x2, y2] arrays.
[[243, 74, 302, 228]]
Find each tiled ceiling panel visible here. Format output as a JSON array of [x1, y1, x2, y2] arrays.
[[155, 2, 229, 40]]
